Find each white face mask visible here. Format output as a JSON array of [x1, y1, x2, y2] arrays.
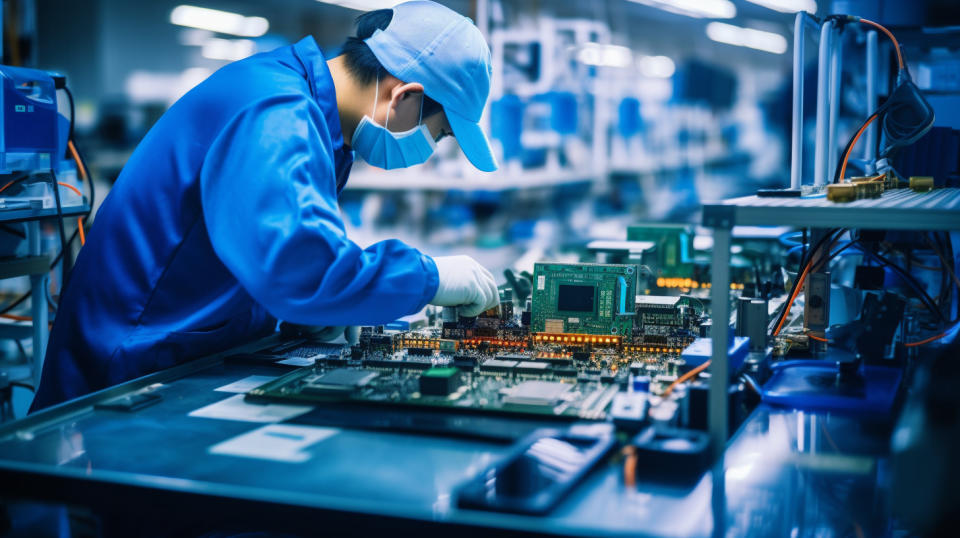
[[351, 72, 437, 170]]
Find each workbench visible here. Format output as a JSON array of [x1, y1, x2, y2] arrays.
[[0, 335, 893, 537]]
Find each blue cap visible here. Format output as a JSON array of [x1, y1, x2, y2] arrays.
[[364, 1, 498, 172]]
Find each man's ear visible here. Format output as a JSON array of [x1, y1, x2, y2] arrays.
[[391, 82, 424, 105]]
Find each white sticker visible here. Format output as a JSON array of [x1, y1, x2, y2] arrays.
[[209, 424, 339, 463], [214, 375, 278, 394], [188, 394, 312, 423], [276, 357, 315, 367], [537, 275, 545, 290], [568, 317, 580, 324]]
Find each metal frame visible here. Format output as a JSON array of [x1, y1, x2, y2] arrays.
[[0, 204, 88, 387], [702, 187, 960, 531]]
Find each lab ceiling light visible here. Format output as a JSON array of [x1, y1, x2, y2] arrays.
[[201, 37, 256, 61], [315, 0, 404, 11], [745, 0, 817, 14], [170, 5, 269, 37], [577, 43, 633, 68], [638, 55, 676, 78], [705, 22, 788, 54], [629, 0, 736, 19]]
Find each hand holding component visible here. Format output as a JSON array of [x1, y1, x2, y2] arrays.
[[430, 255, 499, 317]]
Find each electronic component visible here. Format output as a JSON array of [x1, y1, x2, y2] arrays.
[[531, 262, 636, 337], [910, 176, 934, 192], [736, 297, 768, 351], [636, 295, 681, 328], [628, 426, 710, 484], [826, 183, 857, 202], [609, 392, 648, 432], [804, 271, 831, 336], [301, 368, 378, 396], [502, 381, 570, 409], [482, 359, 519, 374], [419, 367, 461, 396]]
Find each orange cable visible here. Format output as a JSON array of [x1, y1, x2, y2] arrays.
[[662, 360, 711, 397], [774, 235, 845, 336], [905, 331, 950, 347], [57, 181, 82, 197], [808, 334, 830, 343], [859, 19, 904, 69], [78, 216, 86, 246], [838, 113, 878, 182], [622, 446, 637, 488], [68, 140, 88, 181]]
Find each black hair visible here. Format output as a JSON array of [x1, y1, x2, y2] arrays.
[[340, 9, 444, 119]]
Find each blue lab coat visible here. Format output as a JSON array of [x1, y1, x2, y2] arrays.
[[31, 37, 439, 410]]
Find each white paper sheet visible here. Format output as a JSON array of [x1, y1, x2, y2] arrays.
[[188, 394, 312, 423], [214, 375, 278, 394], [209, 424, 339, 463]]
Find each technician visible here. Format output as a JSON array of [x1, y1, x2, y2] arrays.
[[32, 1, 500, 409]]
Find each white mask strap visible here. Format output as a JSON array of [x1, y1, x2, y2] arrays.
[[372, 69, 380, 118]]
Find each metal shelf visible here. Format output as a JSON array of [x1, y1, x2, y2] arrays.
[[703, 188, 960, 231], [700, 187, 960, 466], [0, 204, 89, 224]]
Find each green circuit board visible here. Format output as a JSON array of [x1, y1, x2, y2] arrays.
[[531, 262, 637, 337]]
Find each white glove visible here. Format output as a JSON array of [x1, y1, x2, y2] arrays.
[[430, 255, 500, 317]]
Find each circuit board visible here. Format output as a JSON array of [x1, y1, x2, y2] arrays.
[[247, 263, 702, 422], [246, 345, 623, 421], [531, 262, 637, 337]]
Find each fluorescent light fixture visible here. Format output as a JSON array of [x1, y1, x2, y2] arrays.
[[170, 5, 269, 37], [315, 0, 404, 11], [638, 55, 676, 78], [745, 0, 817, 14], [125, 67, 213, 105], [706, 22, 788, 54], [577, 43, 633, 68], [628, 0, 735, 19], [178, 28, 213, 46], [201, 37, 256, 61]]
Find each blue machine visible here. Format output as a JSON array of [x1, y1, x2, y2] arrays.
[[681, 336, 751, 373], [0, 66, 61, 174]]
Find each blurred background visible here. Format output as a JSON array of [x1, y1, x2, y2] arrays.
[[11, 0, 960, 278]]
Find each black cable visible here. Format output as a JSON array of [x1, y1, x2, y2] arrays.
[[73, 143, 95, 218], [9, 381, 35, 393], [15, 339, 27, 361], [48, 170, 71, 290], [0, 224, 25, 239], [860, 246, 946, 323], [771, 228, 845, 337], [63, 86, 76, 146], [0, 293, 29, 315]]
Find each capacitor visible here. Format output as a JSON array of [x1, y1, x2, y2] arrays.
[[631, 374, 651, 393]]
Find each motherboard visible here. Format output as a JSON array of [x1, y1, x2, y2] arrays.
[[246, 262, 704, 422]]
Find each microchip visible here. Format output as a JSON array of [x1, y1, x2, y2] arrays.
[[516, 361, 550, 375], [407, 347, 434, 356], [419, 367, 461, 396], [481, 359, 519, 374], [302, 368, 378, 395], [502, 381, 571, 409]]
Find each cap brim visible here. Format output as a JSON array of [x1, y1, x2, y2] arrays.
[[446, 108, 498, 172]]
